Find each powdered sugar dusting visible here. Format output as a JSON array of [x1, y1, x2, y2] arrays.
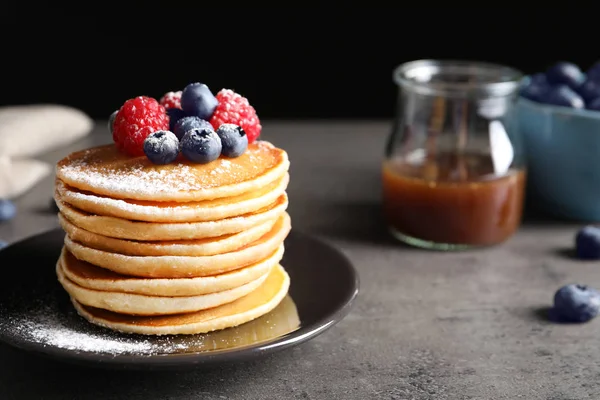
[[0, 293, 293, 357], [210, 158, 232, 175], [60, 160, 209, 193], [13, 315, 155, 354], [55, 141, 284, 199], [2, 297, 203, 356], [0, 269, 206, 356]]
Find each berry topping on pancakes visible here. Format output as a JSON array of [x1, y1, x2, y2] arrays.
[[113, 96, 169, 157], [216, 124, 248, 158], [210, 89, 262, 144], [159, 91, 182, 110], [181, 127, 222, 164], [174, 116, 213, 140], [108, 82, 261, 163], [143, 130, 180, 165], [181, 83, 218, 121], [166, 108, 186, 132]]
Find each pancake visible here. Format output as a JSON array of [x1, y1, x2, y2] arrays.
[[56, 194, 288, 241], [64, 213, 291, 278], [58, 213, 278, 256], [57, 262, 269, 316], [55, 141, 290, 202], [142, 295, 300, 352], [59, 245, 282, 296], [54, 173, 289, 223], [71, 264, 290, 335]]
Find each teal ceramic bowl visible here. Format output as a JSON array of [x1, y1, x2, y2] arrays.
[[518, 95, 600, 221]]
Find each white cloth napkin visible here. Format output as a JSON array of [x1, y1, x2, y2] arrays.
[[0, 105, 93, 199]]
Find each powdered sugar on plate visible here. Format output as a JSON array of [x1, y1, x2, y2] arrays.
[[12, 315, 156, 354], [0, 291, 290, 357], [0, 295, 203, 356]]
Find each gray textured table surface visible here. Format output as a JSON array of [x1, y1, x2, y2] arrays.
[[0, 121, 596, 400]]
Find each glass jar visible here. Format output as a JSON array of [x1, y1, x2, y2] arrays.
[[383, 60, 526, 250]]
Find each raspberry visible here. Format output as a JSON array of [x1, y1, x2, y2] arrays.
[[113, 96, 169, 156], [159, 91, 182, 109], [209, 89, 261, 143]]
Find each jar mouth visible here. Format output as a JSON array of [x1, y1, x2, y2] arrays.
[[393, 59, 523, 98]]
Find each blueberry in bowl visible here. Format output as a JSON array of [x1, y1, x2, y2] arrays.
[[517, 61, 600, 221], [545, 61, 585, 90]]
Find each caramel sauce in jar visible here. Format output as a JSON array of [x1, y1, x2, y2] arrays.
[[382, 152, 526, 247]]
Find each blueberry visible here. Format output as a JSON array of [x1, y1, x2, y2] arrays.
[[576, 79, 600, 103], [166, 108, 186, 132], [587, 61, 600, 82], [540, 84, 585, 109], [173, 116, 213, 140], [216, 124, 248, 158], [575, 226, 600, 259], [0, 199, 16, 222], [587, 97, 600, 111], [180, 83, 218, 120], [546, 62, 585, 89], [143, 130, 180, 165], [180, 128, 222, 164], [0, 240, 7, 250], [520, 80, 550, 102], [553, 284, 600, 323], [530, 72, 548, 86], [108, 110, 118, 135]]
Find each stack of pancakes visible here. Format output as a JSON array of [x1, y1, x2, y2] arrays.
[[53, 141, 291, 335]]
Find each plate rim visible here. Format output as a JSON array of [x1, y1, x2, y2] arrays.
[[0, 229, 359, 369]]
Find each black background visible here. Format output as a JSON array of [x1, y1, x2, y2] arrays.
[[1, 9, 596, 121]]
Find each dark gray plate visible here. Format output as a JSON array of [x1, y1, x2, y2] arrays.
[[0, 229, 358, 370]]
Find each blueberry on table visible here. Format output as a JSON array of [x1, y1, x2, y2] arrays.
[[181, 83, 218, 121], [0, 199, 16, 222], [0, 240, 7, 250], [216, 124, 248, 158], [108, 110, 118, 135], [167, 108, 186, 132], [546, 61, 585, 89], [575, 225, 600, 259], [143, 130, 180, 165], [540, 84, 584, 109], [553, 284, 600, 323], [173, 116, 213, 140], [180, 128, 222, 164]]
